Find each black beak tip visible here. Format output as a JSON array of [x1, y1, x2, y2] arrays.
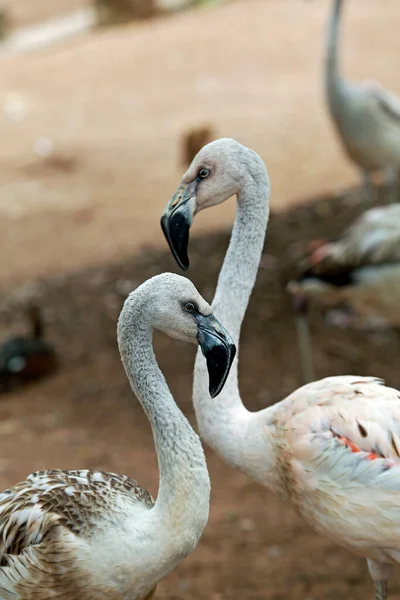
[[160, 214, 190, 271], [207, 342, 236, 399], [171, 247, 190, 272], [178, 255, 190, 271], [209, 384, 220, 399], [209, 376, 226, 399], [209, 378, 228, 398]]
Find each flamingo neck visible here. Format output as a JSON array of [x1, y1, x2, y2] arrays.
[[193, 162, 271, 476], [117, 298, 210, 537], [326, 0, 343, 95]]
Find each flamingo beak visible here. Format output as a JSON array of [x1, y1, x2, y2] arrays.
[[160, 179, 198, 271], [195, 313, 236, 398]]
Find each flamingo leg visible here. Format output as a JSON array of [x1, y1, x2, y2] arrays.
[[361, 170, 376, 204], [368, 559, 391, 600], [375, 581, 387, 600], [292, 295, 315, 384], [383, 167, 399, 203]]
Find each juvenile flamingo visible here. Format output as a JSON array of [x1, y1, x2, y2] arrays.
[[0, 273, 235, 600], [161, 138, 400, 600]]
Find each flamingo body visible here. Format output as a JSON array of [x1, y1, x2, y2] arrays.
[[272, 376, 400, 566], [325, 0, 400, 201], [289, 204, 400, 328], [330, 80, 400, 175]]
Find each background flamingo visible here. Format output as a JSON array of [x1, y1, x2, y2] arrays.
[[325, 0, 400, 202]]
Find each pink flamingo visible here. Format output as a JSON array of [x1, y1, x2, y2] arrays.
[[161, 138, 400, 600]]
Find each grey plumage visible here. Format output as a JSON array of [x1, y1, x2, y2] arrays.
[[0, 273, 213, 600], [325, 0, 400, 201]]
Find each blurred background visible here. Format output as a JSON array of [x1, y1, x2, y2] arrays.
[[1, 1, 400, 598]]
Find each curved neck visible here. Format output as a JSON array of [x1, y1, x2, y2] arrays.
[[326, 0, 343, 92], [118, 301, 210, 531], [212, 175, 269, 341], [193, 167, 270, 473]]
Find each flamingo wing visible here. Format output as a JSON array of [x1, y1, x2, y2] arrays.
[[310, 206, 400, 271], [276, 376, 400, 560], [364, 80, 400, 124], [0, 470, 154, 598]]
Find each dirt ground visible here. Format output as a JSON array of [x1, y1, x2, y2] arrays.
[[2, 1, 400, 598], [1, 0, 400, 287], [2, 186, 400, 599]]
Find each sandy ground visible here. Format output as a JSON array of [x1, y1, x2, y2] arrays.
[[0, 0, 400, 287]]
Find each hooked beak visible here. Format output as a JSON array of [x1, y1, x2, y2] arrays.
[[160, 179, 198, 271], [195, 313, 236, 398]]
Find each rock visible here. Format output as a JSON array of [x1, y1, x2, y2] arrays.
[[95, 0, 158, 26], [0, 6, 10, 41]]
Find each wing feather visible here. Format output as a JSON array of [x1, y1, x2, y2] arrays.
[[311, 206, 400, 272], [0, 470, 155, 598], [275, 377, 400, 554], [280, 376, 400, 489], [0, 470, 154, 563], [365, 80, 400, 123]]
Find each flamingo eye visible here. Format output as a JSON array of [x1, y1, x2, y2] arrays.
[[199, 168, 210, 179], [184, 302, 196, 313]]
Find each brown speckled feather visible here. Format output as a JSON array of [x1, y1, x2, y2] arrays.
[[0, 470, 155, 599]]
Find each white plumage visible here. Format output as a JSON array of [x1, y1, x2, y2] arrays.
[[325, 0, 400, 200], [161, 138, 400, 599], [288, 204, 400, 328]]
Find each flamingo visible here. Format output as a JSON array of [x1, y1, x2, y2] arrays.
[[0, 273, 235, 600], [287, 203, 400, 381], [161, 138, 400, 600], [324, 0, 400, 202]]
